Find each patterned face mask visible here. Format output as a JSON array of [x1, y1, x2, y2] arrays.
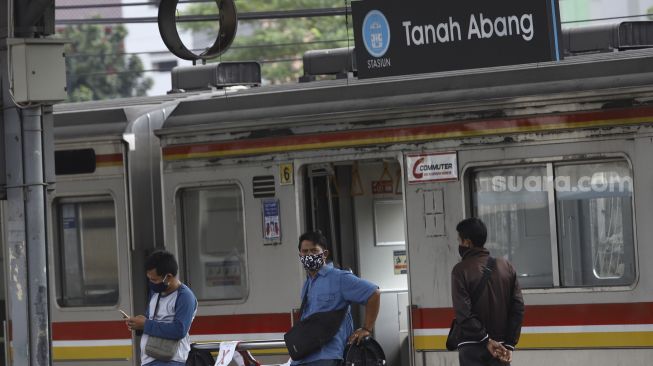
[[300, 253, 325, 271]]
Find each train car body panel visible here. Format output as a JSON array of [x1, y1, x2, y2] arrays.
[[3, 48, 653, 365], [46, 96, 190, 365], [155, 49, 653, 366]]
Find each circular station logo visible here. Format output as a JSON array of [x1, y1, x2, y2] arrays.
[[362, 10, 391, 58]]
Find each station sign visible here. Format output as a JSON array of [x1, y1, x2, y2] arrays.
[[407, 152, 458, 183], [351, 0, 562, 79]]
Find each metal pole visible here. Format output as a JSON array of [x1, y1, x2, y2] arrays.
[[22, 106, 50, 366], [1, 88, 31, 365], [0, 1, 29, 362]]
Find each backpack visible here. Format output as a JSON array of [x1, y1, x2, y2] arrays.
[[343, 337, 386, 366]]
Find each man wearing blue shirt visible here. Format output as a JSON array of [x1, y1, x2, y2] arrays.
[[126, 250, 198, 366], [293, 231, 381, 366]]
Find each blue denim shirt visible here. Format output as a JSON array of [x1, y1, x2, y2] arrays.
[[291, 263, 378, 365]]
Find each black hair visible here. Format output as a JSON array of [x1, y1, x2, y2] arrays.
[[298, 231, 330, 252], [456, 218, 487, 247], [145, 250, 179, 277]]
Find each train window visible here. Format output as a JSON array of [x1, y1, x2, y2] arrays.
[[374, 200, 406, 246], [55, 149, 96, 175], [472, 166, 554, 289], [53, 197, 119, 307], [179, 185, 247, 301], [555, 161, 635, 287], [470, 159, 636, 289]]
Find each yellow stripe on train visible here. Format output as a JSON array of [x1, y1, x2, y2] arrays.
[[413, 332, 653, 351], [52, 345, 132, 361], [51, 345, 287, 361]]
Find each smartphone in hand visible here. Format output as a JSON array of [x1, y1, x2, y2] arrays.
[[119, 309, 130, 319]]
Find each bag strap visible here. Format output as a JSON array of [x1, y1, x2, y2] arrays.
[[299, 281, 309, 316], [152, 294, 162, 320], [470, 256, 496, 305]]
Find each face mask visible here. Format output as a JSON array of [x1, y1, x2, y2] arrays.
[[149, 274, 169, 293], [458, 245, 471, 258], [300, 253, 325, 271]]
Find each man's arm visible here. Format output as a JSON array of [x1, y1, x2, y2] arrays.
[[348, 289, 381, 345], [451, 266, 488, 343], [504, 267, 524, 351], [132, 290, 197, 340]]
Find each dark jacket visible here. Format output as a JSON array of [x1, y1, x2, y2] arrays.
[[451, 247, 524, 350]]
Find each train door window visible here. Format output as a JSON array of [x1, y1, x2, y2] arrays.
[[179, 185, 247, 301], [53, 197, 119, 307], [472, 166, 553, 288], [555, 161, 635, 287]]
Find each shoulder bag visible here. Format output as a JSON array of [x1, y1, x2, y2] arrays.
[[446, 256, 496, 351], [284, 286, 348, 360], [145, 294, 181, 361]]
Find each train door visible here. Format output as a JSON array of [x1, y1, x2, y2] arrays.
[[48, 146, 133, 366], [302, 158, 410, 366]]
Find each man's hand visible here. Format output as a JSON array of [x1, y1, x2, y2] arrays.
[[347, 328, 371, 345], [486, 339, 509, 362], [126, 315, 146, 331], [499, 349, 513, 363]]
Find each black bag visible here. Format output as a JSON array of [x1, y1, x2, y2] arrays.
[[284, 283, 348, 360], [446, 257, 496, 351], [445, 318, 462, 351], [343, 337, 386, 366], [185, 347, 215, 366], [284, 307, 347, 360]]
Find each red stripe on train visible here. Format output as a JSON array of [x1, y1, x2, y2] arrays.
[[191, 313, 291, 335], [412, 302, 653, 329], [162, 105, 653, 156], [95, 153, 123, 163], [51, 313, 291, 340], [52, 321, 131, 341]]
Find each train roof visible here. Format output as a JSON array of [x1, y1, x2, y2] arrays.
[[157, 48, 653, 137], [52, 92, 204, 140]]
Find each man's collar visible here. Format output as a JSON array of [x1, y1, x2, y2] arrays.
[[462, 246, 489, 259], [317, 263, 334, 277]]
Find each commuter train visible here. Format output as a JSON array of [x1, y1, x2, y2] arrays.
[[2, 45, 653, 366]]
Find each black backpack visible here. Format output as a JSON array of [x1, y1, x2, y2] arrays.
[[343, 337, 386, 366], [185, 347, 215, 366]]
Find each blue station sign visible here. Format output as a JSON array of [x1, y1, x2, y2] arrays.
[[351, 0, 562, 79]]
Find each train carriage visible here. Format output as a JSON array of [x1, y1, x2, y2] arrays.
[[43, 94, 190, 365], [156, 48, 653, 366], [2, 42, 653, 366]]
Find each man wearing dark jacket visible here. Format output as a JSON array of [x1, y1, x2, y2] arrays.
[[451, 218, 524, 366]]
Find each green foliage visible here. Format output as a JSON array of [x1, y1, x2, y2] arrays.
[[59, 24, 153, 102], [182, 0, 353, 84]]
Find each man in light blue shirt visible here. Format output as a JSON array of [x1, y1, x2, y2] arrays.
[[293, 231, 381, 366]]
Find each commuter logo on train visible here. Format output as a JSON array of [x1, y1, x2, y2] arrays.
[[407, 152, 458, 183], [412, 157, 453, 179]]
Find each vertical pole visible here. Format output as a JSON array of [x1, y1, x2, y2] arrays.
[[1, 92, 31, 365], [2, 0, 54, 363], [23, 106, 50, 366]]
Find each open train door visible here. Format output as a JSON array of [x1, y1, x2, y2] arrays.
[[301, 157, 410, 366], [403, 151, 462, 366]]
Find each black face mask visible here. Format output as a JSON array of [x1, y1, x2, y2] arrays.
[[458, 245, 471, 258], [148, 274, 169, 293]]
